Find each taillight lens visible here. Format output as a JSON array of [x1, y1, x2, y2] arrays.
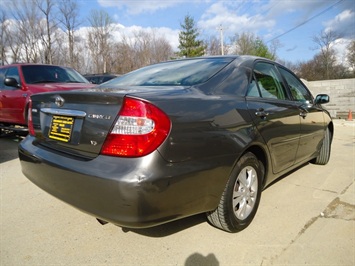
[[101, 97, 171, 157], [28, 99, 35, 136]]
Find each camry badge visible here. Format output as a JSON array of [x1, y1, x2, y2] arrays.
[[55, 96, 65, 107], [87, 114, 111, 120]]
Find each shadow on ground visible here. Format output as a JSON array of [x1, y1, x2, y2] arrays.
[[119, 213, 207, 237], [0, 134, 24, 163]]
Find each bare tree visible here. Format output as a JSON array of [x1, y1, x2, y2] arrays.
[[312, 30, 341, 79], [132, 30, 173, 67], [57, 0, 81, 68], [296, 57, 323, 81], [111, 33, 135, 74], [87, 9, 114, 73], [296, 49, 350, 81], [132, 30, 151, 67], [205, 36, 222, 56], [150, 34, 173, 63], [269, 39, 282, 61], [10, 0, 42, 62], [346, 40, 355, 76], [0, 9, 9, 65], [109, 29, 173, 74], [232, 32, 255, 55], [35, 0, 57, 64]]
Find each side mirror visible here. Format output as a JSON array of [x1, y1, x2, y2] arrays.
[[314, 94, 329, 104], [4, 77, 21, 88]]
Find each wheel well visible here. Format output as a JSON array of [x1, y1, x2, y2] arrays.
[[23, 102, 29, 125], [244, 145, 268, 186], [328, 122, 334, 141]]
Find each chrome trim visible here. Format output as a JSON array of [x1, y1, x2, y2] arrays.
[[41, 108, 86, 118]]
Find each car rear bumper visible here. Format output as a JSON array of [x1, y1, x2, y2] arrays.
[[19, 136, 231, 228]]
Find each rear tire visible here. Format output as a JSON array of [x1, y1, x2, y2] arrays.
[[312, 128, 331, 165], [207, 152, 264, 232]]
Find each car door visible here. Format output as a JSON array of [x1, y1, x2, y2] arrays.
[[0, 66, 26, 124], [246, 61, 301, 174], [278, 66, 326, 163]]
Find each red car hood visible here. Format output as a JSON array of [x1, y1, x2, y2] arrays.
[[26, 82, 95, 92]]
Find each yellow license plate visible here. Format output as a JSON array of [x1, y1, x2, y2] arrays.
[[49, 115, 74, 142]]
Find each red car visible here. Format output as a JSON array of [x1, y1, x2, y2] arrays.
[[0, 64, 95, 134]]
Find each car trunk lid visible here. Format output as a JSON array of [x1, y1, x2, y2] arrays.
[[29, 86, 182, 159], [30, 91, 125, 159]]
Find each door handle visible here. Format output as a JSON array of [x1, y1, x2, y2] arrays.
[[298, 106, 308, 118], [255, 108, 269, 118], [299, 111, 307, 118]]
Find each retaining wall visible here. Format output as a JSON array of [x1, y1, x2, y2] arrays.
[[303, 78, 355, 119]]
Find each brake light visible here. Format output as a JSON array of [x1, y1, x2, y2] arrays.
[[28, 99, 35, 136], [101, 97, 171, 157]]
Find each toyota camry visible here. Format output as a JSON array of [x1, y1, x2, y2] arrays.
[[19, 56, 333, 232]]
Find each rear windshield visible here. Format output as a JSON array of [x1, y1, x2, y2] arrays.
[[22, 65, 89, 84], [103, 58, 234, 87]]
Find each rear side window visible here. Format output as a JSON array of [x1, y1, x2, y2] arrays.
[[278, 67, 313, 103], [247, 62, 287, 100]]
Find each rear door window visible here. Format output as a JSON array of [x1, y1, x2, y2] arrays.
[[247, 62, 288, 100]]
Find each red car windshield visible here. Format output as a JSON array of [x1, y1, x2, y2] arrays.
[[22, 65, 89, 84]]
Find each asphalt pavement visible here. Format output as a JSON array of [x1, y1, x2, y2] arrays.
[[1, 119, 354, 266]]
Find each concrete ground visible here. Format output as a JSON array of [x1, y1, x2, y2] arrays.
[[0, 120, 354, 266]]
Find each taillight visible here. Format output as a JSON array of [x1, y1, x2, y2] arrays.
[[28, 99, 35, 136], [101, 97, 171, 157]]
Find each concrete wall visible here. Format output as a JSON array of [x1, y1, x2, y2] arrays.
[[302, 78, 355, 119]]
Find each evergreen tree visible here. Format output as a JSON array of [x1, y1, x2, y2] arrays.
[[178, 15, 205, 57]]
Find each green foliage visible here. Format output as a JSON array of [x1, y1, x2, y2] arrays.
[[178, 15, 205, 57], [233, 33, 276, 60], [254, 38, 275, 60]]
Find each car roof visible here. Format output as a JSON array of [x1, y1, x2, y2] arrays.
[[0, 55, 276, 71], [0, 63, 72, 69], [84, 74, 117, 77], [151, 55, 274, 68]]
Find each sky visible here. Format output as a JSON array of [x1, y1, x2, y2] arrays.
[[74, 0, 354, 64]]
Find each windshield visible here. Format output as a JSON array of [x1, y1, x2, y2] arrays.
[[103, 58, 234, 87], [22, 65, 89, 84]]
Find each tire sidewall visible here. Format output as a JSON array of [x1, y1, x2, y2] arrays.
[[225, 152, 263, 231]]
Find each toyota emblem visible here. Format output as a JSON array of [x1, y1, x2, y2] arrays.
[[55, 96, 65, 107]]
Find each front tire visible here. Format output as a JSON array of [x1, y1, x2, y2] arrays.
[[312, 128, 331, 165], [207, 152, 264, 232]]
